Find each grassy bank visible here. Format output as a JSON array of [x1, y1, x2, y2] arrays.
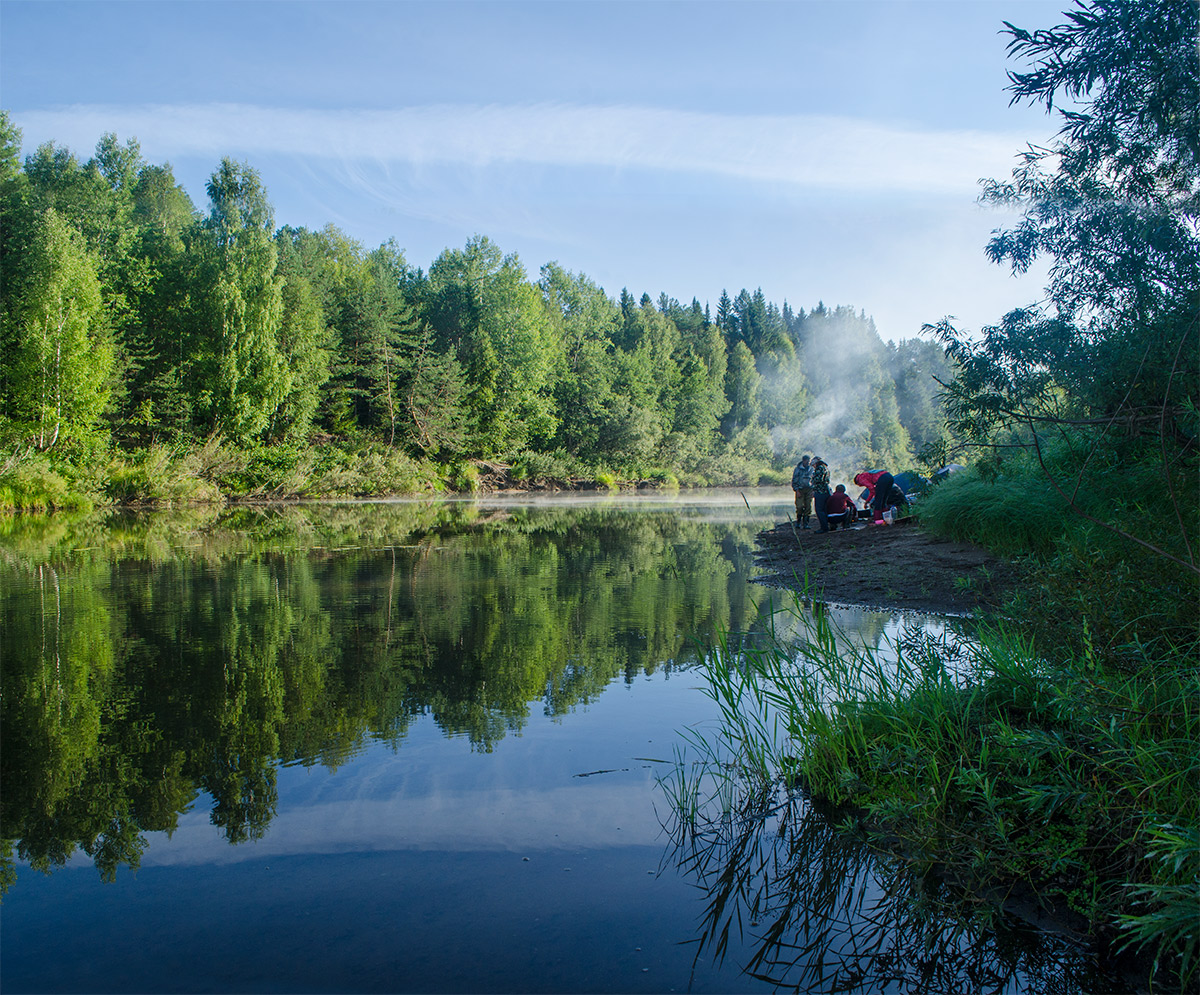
[[688, 600, 1196, 989], [0, 438, 788, 512], [689, 447, 1198, 989]]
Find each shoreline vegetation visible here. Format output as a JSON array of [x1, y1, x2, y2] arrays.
[[0, 435, 793, 515], [722, 465, 1198, 990], [678, 3, 1198, 990], [2, 0, 1196, 989]]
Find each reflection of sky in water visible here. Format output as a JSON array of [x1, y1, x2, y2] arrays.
[[131, 602, 961, 870], [8, 667, 779, 994], [139, 670, 716, 866], [1, 493, 1109, 994]]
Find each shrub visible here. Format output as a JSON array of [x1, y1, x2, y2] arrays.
[[0, 451, 87, 512], [449, 461, 480, 493], [104, 446, 224, 506]]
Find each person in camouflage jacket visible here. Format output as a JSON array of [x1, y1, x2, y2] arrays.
[[791, 455, 814, 528], [811, 457, 832, 532]]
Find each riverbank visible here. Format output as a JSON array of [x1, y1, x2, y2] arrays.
[[0, 443, 789, 513], [743, 496, 1196, 991], [753, 514, 1017, 615]]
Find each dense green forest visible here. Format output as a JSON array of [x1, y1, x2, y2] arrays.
[[0, 112, 953, 508]]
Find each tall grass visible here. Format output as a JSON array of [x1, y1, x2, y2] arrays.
[[915, 472, 1073, 557], [916, 442, 1199, 672], [679, 595, 1198, 988]]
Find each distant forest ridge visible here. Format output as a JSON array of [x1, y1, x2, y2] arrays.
[[0, 118, 957, 485]]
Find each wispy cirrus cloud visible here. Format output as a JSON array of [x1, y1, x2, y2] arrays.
[[14, 102, 1032, 195]]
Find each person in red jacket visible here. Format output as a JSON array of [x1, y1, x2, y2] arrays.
[[825, 484, 855, 531], [853, 470, 886, 504], [854, 470, 894, 521]]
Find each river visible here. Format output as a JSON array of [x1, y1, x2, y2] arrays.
[[0, 492, 1121, 993]]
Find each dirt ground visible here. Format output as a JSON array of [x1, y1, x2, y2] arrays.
[[754, 515, 1017, 615]]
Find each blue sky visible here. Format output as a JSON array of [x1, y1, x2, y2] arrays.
[[2, 0, 1070, 341]]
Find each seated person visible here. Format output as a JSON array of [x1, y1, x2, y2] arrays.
[[825, 485, 855, 531]]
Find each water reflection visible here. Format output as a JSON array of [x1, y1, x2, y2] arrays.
[[1, 496, 785, 890], [664, 784, 1127, 994], [0, 496, 1125, 992]]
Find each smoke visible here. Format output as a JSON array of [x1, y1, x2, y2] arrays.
[[766, 307, 903, 487], [770, 414, 874, 491]]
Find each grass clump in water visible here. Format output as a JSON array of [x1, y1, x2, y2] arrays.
[[683, 596, 1198, 990]]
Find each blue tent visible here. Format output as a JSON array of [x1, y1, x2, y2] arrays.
[[893, 471, 929, 496]]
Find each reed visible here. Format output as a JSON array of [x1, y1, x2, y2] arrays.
[[679, 593, 1198, 986]]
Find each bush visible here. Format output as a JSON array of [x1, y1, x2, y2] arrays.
[[299, 445, 440, 497], [0, 451, 87, 513], [756, 468, 790, 487], [646, 469, 680, 489], [510, 449, 575, 484], [104, 445, 225, 506], [918, 438, 1199, 671], [915, 470, 1073, 557], [448, 461, 480, 494]]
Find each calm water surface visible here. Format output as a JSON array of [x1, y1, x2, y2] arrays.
[[1, 492, 1120, 993]]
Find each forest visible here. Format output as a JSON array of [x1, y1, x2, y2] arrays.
[[1, 0, 1197, 984], [0, 111, 953, 508]]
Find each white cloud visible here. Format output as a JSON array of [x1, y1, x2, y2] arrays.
[[15, 102, 1035, 195]]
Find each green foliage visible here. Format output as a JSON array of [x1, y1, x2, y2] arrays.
[[687, 598, 1198, 986], [426, 236, 560, 455], [918, 432, 1199, 668], [915, 468, 1072, 558], [1, 124, 954, 505], [4, 209, 112, 450], [0, 449, 88, 512], [447, 460, 480, 494], [271, 249, 329, 442], [104, 445, 223, 505], [509, 448, 576, 484], [930, 1, 1199, 508], [297, 443, 440, 498], [192, 159, 289, 443]]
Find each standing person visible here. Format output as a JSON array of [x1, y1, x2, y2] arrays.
[[811, 457, 832, 532], [791, 455, 814, 528], [853, 470, 886, 507], [825, 484, 855, 530]]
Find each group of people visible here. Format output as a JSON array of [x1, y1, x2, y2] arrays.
[[791, 457, 909, 533]]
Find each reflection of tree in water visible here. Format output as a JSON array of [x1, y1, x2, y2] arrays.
[[664, 791, 1128, 994], [1, 501, 764, 886]]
